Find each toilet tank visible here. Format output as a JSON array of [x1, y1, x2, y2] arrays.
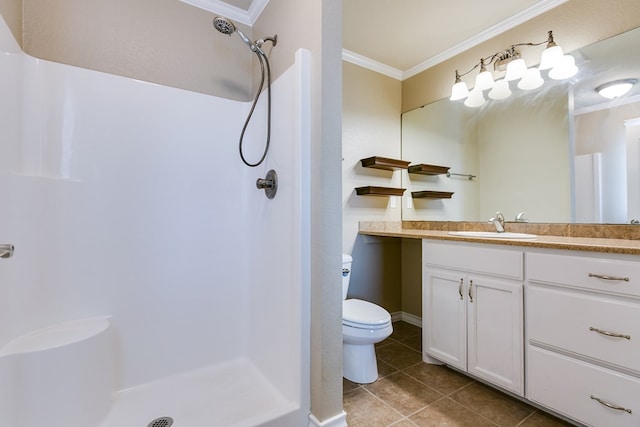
[[342, 253, 353, 300]]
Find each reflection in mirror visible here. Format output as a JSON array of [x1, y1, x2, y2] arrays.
[[402, 26, 640, 224], [402, 84, 570, 223]]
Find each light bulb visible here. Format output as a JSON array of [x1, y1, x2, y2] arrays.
[[505, 58, 527, 81], [548, 55, 578, 80], [450, 81, 470, 101], [518, 68, 544, 90], [488, 79, 512, 100], [596, 79, 637, 99], [475, 70, 495, 91], [539, 45, 564, 70], [464, 88, 486, 108]]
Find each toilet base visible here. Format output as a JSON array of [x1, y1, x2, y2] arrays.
[[343, 342, 379, 384]]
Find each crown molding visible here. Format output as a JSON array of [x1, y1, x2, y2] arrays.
[[402, 0, 569, 80], [574, 93, 640, 116], [625, 116, 640, 128], [178, 0, 270, 26], [342, 49, 403, 81]]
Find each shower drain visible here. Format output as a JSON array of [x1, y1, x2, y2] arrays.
[[147, 416, 173, 427]]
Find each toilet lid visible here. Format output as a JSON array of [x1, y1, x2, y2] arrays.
[[343, 299, 391, 329]]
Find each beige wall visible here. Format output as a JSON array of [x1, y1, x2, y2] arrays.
[[401, 238, 422, 318], [342, 61, 403, 314], [403, 0, 640, 112], [0, 0, 20, 45], [476, 86, 570, 222], [255, 0, 345, 423], [21, 0, 253, 100]]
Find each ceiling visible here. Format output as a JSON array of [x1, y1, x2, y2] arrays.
[[186, 0, 569, 80], [182, 0, 640, 108], [178, 0, 268, 26], [342, 0, 569, 80]]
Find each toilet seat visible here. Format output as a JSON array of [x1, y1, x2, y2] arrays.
[[343, 299, 391, 329]]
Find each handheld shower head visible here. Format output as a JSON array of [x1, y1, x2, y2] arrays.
[[212, 16, 235, 35], [213, 16, 256, 52]]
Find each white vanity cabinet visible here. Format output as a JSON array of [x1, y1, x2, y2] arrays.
[[526, 249, 640, 427], [422, 240, 524, 395]]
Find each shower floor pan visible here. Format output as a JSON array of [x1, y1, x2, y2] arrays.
[[98, 358, 298, 427]]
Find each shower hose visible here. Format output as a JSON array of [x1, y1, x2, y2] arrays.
[[238, 48, 272, 167]]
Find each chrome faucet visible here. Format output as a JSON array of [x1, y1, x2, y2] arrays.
[[488, 212, 505, 233], [515, 212, 528, 222]]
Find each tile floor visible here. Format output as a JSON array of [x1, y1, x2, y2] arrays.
[[343, 321, 576, 427]]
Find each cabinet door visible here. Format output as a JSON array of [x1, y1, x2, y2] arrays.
[[423, 268, 467, 370], [467, 275, 524, 395]]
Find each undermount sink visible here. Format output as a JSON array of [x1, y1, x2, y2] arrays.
[[448, 231, 538, 239]]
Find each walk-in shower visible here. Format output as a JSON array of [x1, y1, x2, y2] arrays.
[[213, 16, 278, 168], [0, 9, 310, 426]]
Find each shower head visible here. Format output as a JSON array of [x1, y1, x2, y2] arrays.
[[212, 16, 235, 35], [213, 16, 256, 52]]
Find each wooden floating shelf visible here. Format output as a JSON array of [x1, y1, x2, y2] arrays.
[[407, 164, 450, 175], [360, 156, 410, 171], [356, 186, 406, 197], [411, 190, 454, 199]]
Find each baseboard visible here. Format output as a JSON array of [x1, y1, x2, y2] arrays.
[[308, 411, 348, 427], [390, 311, 422, 328]]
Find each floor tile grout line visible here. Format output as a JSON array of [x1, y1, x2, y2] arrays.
[[398, 395, 447, 419], [441, 396, 502, 427], [362, 372, 449, 423], [358, 381, 408, 421], [398, 396, 502, 427], [352, 374, 537, 427], [351, 322, 538, 427], [515, 409, 540, 426], [397, 361, 475, 398], [383, 395, 450, 426], [380, 331, 526, 426], [446, 381, 537, 426], [393, 339, 422, 353]]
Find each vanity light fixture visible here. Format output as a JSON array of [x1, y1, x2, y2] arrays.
[[595, 78, 637, 99], [450, 31, 578, 107]]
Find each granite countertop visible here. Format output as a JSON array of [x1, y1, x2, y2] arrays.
[[359, 221, 640, 256]]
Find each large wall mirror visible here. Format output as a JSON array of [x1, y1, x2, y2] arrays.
[[401, 26, 640, 224]]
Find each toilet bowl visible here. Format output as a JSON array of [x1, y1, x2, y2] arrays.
[[342, 254, 393, 384]]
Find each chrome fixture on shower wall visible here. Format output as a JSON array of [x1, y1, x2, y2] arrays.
[[256, 169, 278, 199], [0, 244, 14, 258], [212, 17, 278, 167], [450, 31, 578, 108]]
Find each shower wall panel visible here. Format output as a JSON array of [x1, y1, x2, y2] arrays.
[[243, 49, 311, 407], [0, 16, 256, 391]]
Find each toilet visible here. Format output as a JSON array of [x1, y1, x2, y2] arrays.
[[342, 253, 393, 384]]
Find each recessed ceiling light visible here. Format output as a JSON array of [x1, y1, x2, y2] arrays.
[[595, 78, 637, 99]]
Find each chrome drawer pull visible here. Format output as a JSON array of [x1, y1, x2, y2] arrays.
[[458, 278, 463, 300], [588, 273, 630, 282], [468, 280, 473, 303], [590, 395, 632, 414], [589, 327, 631, 340]]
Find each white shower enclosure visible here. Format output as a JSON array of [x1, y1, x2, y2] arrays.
[[0, 14, 310, 427]]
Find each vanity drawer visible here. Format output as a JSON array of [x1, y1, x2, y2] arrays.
[[423, 241, 522, 280], [528, 345, 640, 427], [527, 285, 640, 373], [526, 252, 640, 297]]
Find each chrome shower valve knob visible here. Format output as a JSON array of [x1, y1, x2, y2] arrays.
[[256, 178, 274, 189], [0, 244, 14, 258], [256, 169, 278, 199]]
